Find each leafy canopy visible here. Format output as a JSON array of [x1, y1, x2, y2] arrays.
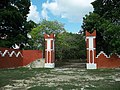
[[0, 0, 31, 47], [29, 20, 65, 50]]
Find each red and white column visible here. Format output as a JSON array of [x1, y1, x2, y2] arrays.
[[44, 34, 55, 68], [86, 30, 97, 69]]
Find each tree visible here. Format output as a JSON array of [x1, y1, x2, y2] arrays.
[[29, 20, 65, 50], [82, 0, 120, 55], [82, 13, 109, 54], [92, 0, 120, 24], [56, 32, 86, 60], [0, 0, 31, 47]]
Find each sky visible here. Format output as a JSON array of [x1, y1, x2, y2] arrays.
[[27, 0, 95, 33]]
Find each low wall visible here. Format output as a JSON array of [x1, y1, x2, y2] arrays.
[[96, 51, 120, 68], [22, 50, 42, 66], [86, 30, 120, 69], [0, 47, 42, 69]]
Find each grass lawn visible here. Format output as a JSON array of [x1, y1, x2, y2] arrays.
[[0, 67, 120, 90]]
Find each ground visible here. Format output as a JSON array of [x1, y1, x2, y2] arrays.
[[0, 66, 120, 90]]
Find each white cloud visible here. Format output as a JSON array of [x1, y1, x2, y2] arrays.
[[41, 0, 94, 22], [27, 3, 40, 23]]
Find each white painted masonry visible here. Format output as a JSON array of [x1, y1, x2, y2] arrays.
[[86, 36, 97, 69], [44, 35, 55, 68], [0, 50, 23, 57], [87, 63, 97, 69], [44, 63, 55, 68]]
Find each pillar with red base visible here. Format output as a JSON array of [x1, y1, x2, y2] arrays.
[[44, 34, 55, 68], [86, 30, 97, 69]]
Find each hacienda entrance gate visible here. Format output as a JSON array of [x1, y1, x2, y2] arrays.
[[45, 30, 120, 69], [0, 30, 120, 69]]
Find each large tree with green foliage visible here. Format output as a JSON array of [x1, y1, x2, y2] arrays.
[[92, 0, 120, 24], [82, 0, 120, 55], [29, 20, 65, 50], [56, 32, 86, 60], [0, 0, 31, 47]]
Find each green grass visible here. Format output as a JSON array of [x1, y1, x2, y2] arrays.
[[0, 68, 51, 87], [0, 67, 120, 90], [28, 86, 57, 90]]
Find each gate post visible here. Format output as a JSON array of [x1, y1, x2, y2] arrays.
[[44, 34, 55, 68], [86, 30, 97, 69]]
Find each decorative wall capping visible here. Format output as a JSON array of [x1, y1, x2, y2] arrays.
[[109, 53, 120, 58], [96, 51, 120, 59], [86, 30, 96, 37], [44, 33, 55, 39], [116, 53, 120, 58], [96, 51, 110, 58], [0, 50, 23, 57]]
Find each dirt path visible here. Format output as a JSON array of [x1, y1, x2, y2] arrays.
[[56, 62, 86, 68]]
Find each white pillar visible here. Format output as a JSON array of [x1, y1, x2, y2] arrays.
[[44, 34, 55, 68], [86, 30, 97, 69]]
